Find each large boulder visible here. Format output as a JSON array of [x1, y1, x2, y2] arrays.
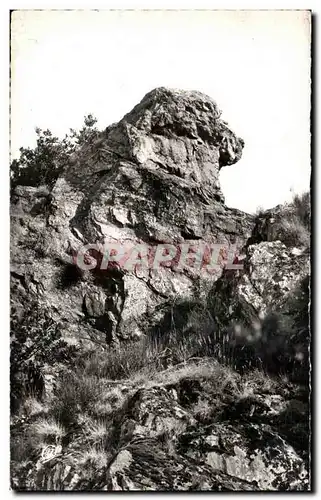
[[10, 87, 311, 492], [11, 88, 254, 350]]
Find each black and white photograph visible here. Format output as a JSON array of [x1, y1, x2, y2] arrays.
[[9, 9, 311, 491]]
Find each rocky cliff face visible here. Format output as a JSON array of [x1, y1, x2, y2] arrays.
[[10, 88, 310, 491], [11, 87, 254, 347]]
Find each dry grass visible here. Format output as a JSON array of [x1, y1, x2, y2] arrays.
[[83, 340, 157, 380], [79, 417, 109, 445], [92, 400, 113, 419], [279, 191, 310, 248], [11, 417, 66, 463], [31, 418, 66, 441], [280, 216, 310, 248], [20, 397, 46, 418], [153, 357, 237, 389], [192, 398, 213, 423], [51, 372, 105, 427], [76, 445, 109, 469], [82, 325, 219, 383], [241, 368, 280, 395], [12, 269, 308, 476]]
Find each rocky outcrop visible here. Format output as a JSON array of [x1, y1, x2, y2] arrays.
[[10, 87, 311, 491], [11, 360, 309, 491], [11, 87, 254, 350], [105, 381, 308, 491], [208, 239, 310, 379], [248, 197, 310, 248]]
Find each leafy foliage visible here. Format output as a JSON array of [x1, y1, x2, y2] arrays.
[[10, 114, 99, 188], [10, 303, 77, 413]]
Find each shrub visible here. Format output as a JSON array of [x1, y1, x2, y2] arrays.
[[251, 191, 311, 249], [274, 191, 310, 248], [10, 114, 99, 189], [10, 303, 78, 413], [279, 217, 310, 248], [291, 191, 311, 230]]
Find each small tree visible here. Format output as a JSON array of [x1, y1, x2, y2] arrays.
[[10, 114, 99, 189]]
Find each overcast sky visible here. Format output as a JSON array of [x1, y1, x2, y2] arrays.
[[10, 10, 311, 213]]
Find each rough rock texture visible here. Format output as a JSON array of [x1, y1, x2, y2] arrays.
[[208, 239, 310, 378], [248, 200, 310, 248], [11, 360, 309, 491], [210, 241, 309, 326], [11, 87, 254, 349], [10, 87, 310, 491]]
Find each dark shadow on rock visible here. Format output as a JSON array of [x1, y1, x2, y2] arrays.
[[148, 299, 216, 346], [57, 262, 84, 289]]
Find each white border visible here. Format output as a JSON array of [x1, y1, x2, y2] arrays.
[[2, 1, 318, 497]]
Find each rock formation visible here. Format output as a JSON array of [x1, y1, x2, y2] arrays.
[[11, 87, 254, 347], [10, 88, 310, 491]]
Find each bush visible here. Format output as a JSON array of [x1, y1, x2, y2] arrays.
[[273, 191, 310, 248], [10, 303, 77, 413], [291, 191, 311, 230], [250, 191, 311, 249], [10, 114, 99, 189], [279, 216, 310, 248]]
